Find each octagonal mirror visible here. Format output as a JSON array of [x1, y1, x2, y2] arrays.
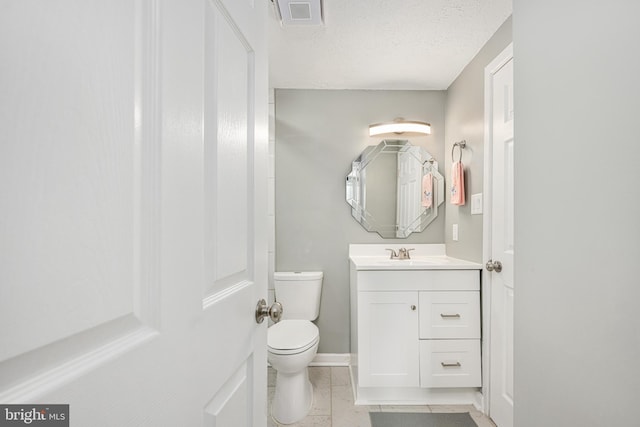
[[346, 140, 444, 238]]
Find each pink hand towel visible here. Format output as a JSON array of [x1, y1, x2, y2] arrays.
[[421, 173, 433, 208], [451, 161, 465, 205]]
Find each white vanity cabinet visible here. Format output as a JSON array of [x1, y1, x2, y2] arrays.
[[349, 248, 483, 405]]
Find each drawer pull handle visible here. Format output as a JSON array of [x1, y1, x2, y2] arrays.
[[441, 362, 462, 368], [440, 313, 461, 318]]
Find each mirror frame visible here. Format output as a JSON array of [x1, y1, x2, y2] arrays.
[[346, 140, 444, 238]]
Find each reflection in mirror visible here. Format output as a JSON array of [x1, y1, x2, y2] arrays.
[[346, 140, 444, 238]]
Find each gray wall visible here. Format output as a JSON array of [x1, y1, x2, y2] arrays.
[[514, 2, 640, 426], [444, 17, 512, 262], [275, 90, 446, 353]]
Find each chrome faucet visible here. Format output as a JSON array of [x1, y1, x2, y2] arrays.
[[386, 248, 414, 260], [397, 247, 414, 259]]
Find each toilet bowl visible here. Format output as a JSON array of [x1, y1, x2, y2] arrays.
[[268, 320, 319, 424], [268, 272, 323, 425]]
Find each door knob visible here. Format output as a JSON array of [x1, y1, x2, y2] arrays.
[[486, 259, 503, 273], [255, 299, 283, 324]]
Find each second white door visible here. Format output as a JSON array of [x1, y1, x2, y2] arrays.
[[485, 44, 514, 427]]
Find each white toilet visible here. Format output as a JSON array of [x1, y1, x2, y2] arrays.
[[268, 271, 323, 425]]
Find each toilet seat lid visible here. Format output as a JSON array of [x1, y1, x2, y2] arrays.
[[268, 320, 319, 351]]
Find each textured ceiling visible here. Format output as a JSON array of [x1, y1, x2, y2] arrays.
[[268, 0, 512, 90]]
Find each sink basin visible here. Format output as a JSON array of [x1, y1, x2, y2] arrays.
[[372, 258, 443, 266]]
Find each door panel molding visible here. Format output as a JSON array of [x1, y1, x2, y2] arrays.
[[0, 320, 158, 403], [134, 0, 163, 330], [204, 360, 251, 426], [203, 0, 256, 302]]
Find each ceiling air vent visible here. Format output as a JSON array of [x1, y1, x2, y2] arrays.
[[275, 0, 323, 26], [289, 3, 311, 20]]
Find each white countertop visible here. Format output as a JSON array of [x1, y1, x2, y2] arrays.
[[349, 244, 482, 270]]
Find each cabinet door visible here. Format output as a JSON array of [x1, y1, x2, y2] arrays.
[[358, 291, 419, 387]]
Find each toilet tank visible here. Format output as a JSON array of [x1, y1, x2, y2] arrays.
[[274, 272, 323, 320]]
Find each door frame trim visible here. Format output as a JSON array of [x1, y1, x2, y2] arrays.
[[481, 42, 514, 416]]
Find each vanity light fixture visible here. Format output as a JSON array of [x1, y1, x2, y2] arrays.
[[368, 120, 431, 136]]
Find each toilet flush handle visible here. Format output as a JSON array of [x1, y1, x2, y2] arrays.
[[255, 299, 283, 324]]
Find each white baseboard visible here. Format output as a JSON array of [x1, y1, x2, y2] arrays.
[[473, 390, 485, 413], [309, 353, 351, 366]]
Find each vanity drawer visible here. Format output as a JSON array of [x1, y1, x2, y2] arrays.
[[419, 339, 481, 388], [357, 270, 479, 291], [419, 292, 480, 339]]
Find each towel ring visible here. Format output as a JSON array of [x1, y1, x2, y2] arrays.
[[451, 140, 466, 163]]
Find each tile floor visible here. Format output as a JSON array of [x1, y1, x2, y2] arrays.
[[267, 366, 497, 427]]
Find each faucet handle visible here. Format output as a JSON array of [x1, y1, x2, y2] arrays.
[[397, 248, 414, 260], [385, 248, 398, 259], [405, 248, 414, 259]]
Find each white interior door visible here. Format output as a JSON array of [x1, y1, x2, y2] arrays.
[[396, 146, 422, 237], [0, 0, 268, 426], [484, 44, 514, 427]]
